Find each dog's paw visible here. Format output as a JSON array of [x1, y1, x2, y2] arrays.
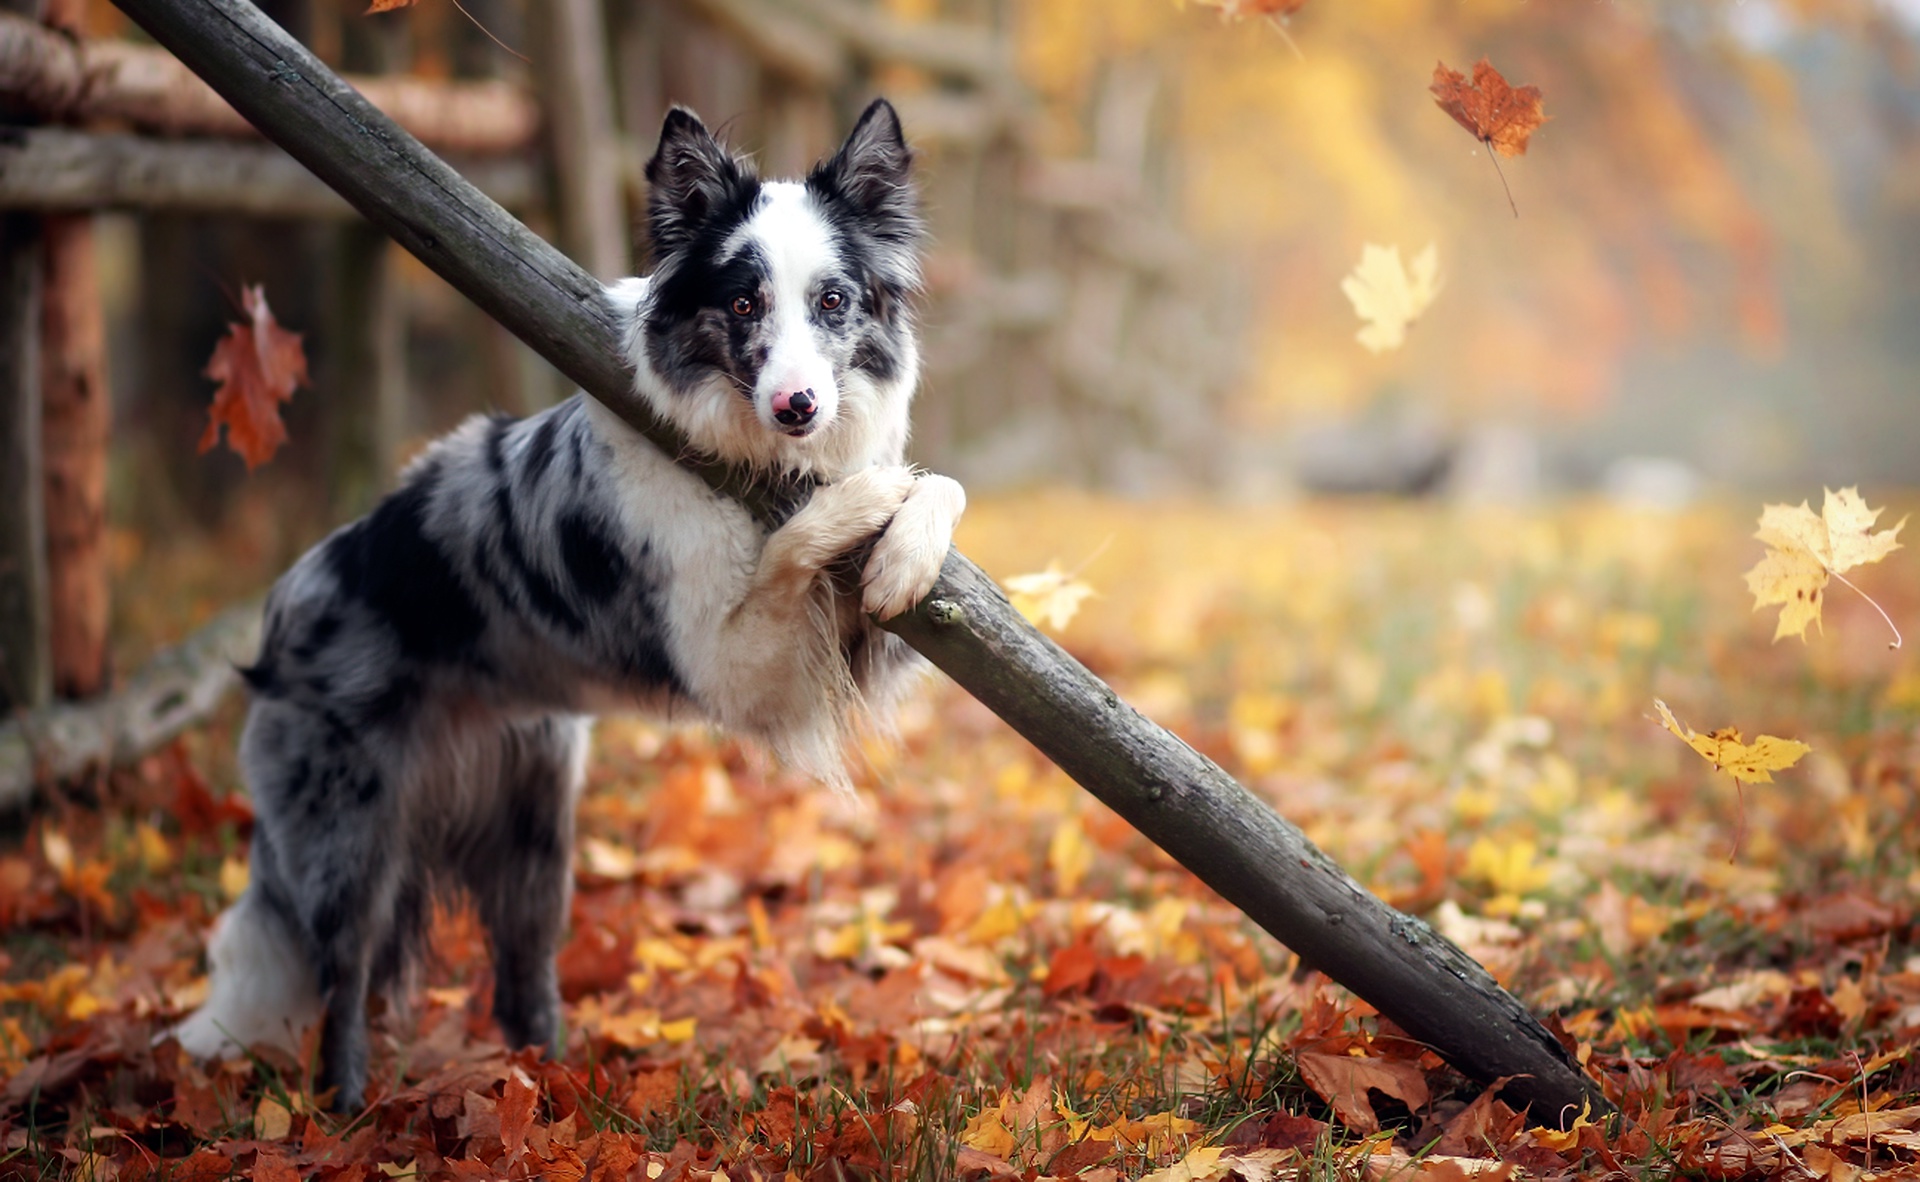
[[777, 465, 917, 573], [863, 473, 965, 620]]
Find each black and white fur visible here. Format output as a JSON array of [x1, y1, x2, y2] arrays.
[[172, 100, 965, 1111]]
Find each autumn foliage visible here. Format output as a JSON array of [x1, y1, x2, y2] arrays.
[[5, 493, 1918, 1179]]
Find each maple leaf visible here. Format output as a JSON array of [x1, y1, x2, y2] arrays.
[[1431, 58, 1547, 216], [1341, 243, 1440, 354], [1004, 563, 1096, 632], [1652, 700, 1808, 785], [199, 285, 308, 470], [1745, 486, 1906, 646], [1431, 59, 1547, 157]]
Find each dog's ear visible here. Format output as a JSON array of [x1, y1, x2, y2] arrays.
[[809, 99, 921, 299], [809, 98, 917, 230], [646, 107, 752, 255]]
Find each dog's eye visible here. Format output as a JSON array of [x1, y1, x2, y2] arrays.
[[820, 290, 844, 311], [730, 296, 755, 317]]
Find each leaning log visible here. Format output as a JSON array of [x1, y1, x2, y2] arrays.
[[109, 0, 1611, 1126]]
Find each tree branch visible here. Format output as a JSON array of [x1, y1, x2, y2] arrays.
[[107, 0, 1609, 1124]]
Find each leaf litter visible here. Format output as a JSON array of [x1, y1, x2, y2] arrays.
[[4, 493, 1919, 1179]]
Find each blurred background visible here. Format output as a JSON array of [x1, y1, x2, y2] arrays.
[[4, 0, 1920, 702], [16, 0, 1920, 515]]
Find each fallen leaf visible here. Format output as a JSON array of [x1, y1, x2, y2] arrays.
[[365, 0, 416, 10], [1430, 59, 1548, 157], [1745, 486, 1905, 643], [1652, 699, 1810, 784], [253, 1095, 292, 1140], [1294, 1051, 1429, 1135], [1341, 243, 1441, 354], [199, 285, 308, 470]]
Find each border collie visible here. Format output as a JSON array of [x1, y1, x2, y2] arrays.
[[172, 99, 965, 1111]]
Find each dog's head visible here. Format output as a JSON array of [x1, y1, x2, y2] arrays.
[[631, 99, 923, 477]]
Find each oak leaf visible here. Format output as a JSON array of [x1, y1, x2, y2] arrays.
[[199, 285, 308, 470], [1652, 700, 1809, 784], [1430, 59, 1548, 157], [1745, 486, 1905, 644], [1341, 243, 1440, 354]]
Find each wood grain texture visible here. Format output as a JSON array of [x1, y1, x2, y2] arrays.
[[108, 0, 1608, 1124]]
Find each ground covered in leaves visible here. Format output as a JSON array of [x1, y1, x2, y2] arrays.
[[4, 493, 1920, 1180]]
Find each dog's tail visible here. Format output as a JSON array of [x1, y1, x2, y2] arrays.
[[171, 888, 322, 1058]]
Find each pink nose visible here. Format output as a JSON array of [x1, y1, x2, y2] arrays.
[[772, 388, 816, 426]]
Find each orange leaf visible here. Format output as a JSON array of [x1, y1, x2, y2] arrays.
[[253, 1149, 302, 1182], [500, 1073, 538, 1162], [365, 0, 418, 11], [199, 284, 308, 470], [1294, 1051, 1430, 1135], [1430, 58, 1548, 157]]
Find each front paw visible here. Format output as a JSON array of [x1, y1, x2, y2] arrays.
[[863, 473, 965, 620], [775, 465, 918, 576]]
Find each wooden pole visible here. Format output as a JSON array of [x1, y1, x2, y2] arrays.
[[0, 213, 51, 714], [532, 0, 628, 281], [37, 211, 110, 700], [107, 0, 1609, 1124]]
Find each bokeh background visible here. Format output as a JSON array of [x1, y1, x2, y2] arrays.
[[40, 0, 1920, 548]]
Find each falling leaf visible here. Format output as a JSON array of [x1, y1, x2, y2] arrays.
[[1341, 243, 1440, 354], [1652, 700, 1809, 784], [1745, 486, 1905, 645], [1005, 563, 1096, 631], [1430, 59, 1548, 157], [1431, 58, 1547, 216], [199, 285, 309, 471]]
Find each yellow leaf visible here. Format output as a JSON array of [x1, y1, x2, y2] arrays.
[[960, 1098, 1017, 1158], [1746, 486, 1905, 642], [658, 1016, 698, 1042], [219, 855, 250, 901], [1341, 243, 1440, 354], [1464, 836, 1553, 900], [254, 1096, 293, 1140], [1048, 817, 1093, 894], [1141, 1145, 1230, 1181], [134, 822, 175, 874], [1653, 699, 1810, 784], [1004, 563, 1096, 631], [1530, 1103, 1595, 1152]]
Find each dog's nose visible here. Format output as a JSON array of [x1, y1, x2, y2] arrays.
[[772, 389, 816, 426]]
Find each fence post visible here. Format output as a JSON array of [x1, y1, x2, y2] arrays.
[[0, 213, 51, 714]]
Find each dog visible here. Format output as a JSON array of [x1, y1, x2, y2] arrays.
[[172, 98, 965, 1112]]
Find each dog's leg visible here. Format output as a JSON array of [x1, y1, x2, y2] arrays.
[[239, 701, 407, 1112], [859, 473, 966, 620], [461, 715, 588, 1054]]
